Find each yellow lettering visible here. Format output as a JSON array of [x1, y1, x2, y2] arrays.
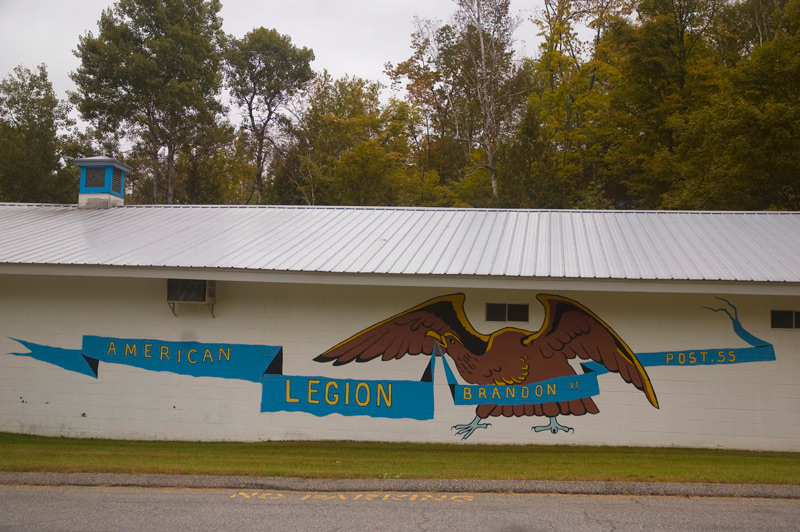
[[700, 351, 707, 363], [547, 383, 556, 396], [345, 382, 350, 405], [125, 344, 137, 358], [377, 383, 391, 407], [355, 383, 370, 407], [717, 350, 726, 363], [463, 387, 472, 401], [522, 386, 529, 399], [187, 349, 197, 364], [144, 344, 151, 358], [308, 379, 320, 404], [203, 349, 213, 363], [160, 346, 169, 361], [106, 342, 117, 357], [666, 353, 674, 364], [478, 388, 487, 400], [729, 350, 736, 363], [688, 352, 696, 364], [285, 380, 299, 403], [505, 386, 515, 399], [219, 347, 230, 362], [678, 352, 686, 365], [325, 381, 339, 405], [535, 384, 543, 398], [177, 349, 181, 363], [491, 387, 501, 400]]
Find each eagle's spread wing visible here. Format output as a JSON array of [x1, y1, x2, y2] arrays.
[[314, 293, 488, 366], [525, 295, 659, 408]]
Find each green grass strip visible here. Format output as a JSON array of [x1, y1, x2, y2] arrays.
[[1, 432, 798, 484]]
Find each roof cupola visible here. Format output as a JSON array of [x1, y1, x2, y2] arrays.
[[73, 156, 131, 209]]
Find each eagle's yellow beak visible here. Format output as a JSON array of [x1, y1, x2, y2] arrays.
[[425, 330, 448, 352]]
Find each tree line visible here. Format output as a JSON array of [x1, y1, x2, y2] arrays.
[[1, 0, 797, 210]]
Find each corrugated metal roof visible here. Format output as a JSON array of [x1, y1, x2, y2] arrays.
[[0, 203, 798, 283]]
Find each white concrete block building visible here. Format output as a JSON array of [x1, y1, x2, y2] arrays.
[[1, 158, 798, 450]]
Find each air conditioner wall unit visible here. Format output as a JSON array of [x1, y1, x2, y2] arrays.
[[167, 279, 216, 317]]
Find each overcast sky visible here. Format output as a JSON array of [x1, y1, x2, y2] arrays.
[[0, 0, 544, 103]]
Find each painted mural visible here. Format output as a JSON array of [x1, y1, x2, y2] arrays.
[[7, 294, 775, 440], [313, 294, 774, 438]]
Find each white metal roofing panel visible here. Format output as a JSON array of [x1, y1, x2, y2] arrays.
[[0, 204, 798, 283], [467, 211, 501, 275], [414, 210, 462, 275], [590, 212, 624, 279], [447, 212, 490, 275], [530, 212, 548, 277], [340, 209, 403, 273], [626, 213, 662, 279], [357, 210, 418, 273], [572, 212, 595, 278], [488, 211, 521, 276], [517, 212, 540, 278], [380, 210, 440, 275], [643, 213, 688, 280], [398, 210, 447, 274], [562, 213, 581, 278], [581, 212, 610, 278]]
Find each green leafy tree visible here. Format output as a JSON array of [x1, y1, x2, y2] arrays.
[[497, 1, 633, 208], [664, 0, 800, 209], [333, 139, 392, 205], [173, 121, 250, 205], [0, 64, 77, 203], [270, 73, 438, 207], [71, 0, 225, 204], [595, 0, 723, 208], [515, 0, 590, 208], [451, 0, 526, 198], [499, 95, 569, 208], [378, 99, 451, 206], [386, 19, 467, 189], [224, 27, 314, 204], [711, 0, 788, 64], [388, 1, 527, 204], [271, 73, 383, 205]]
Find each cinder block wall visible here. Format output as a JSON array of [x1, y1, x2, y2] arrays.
[[1, 274, 797, 450]]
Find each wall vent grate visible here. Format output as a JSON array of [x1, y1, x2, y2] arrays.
[[111, 167, 123, 194]]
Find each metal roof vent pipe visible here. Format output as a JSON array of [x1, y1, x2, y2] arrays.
[[73, 156, 131, 209]]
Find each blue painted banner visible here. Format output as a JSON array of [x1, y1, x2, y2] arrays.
[[580, 346, 775, 376], [10, 338, 98, 378], [441, 351, 600, 406], [261, 354, 436, 420], [82, 336, 282, 382], [580, 305, 776, 376], [262, 373, 435, 420], [9, 335, 436, 420], [11, 336, 282, 383]]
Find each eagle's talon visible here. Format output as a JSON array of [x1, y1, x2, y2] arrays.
[[452, 415, 491, 440], [532, 416, 574, 434]]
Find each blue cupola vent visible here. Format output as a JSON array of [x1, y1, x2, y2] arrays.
[[73, 156, 132, 209]]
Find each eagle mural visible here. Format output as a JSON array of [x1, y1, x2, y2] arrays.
[[314, 293, 659, 439]]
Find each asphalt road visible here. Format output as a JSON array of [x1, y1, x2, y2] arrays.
[[1, 484, 799, 532]]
